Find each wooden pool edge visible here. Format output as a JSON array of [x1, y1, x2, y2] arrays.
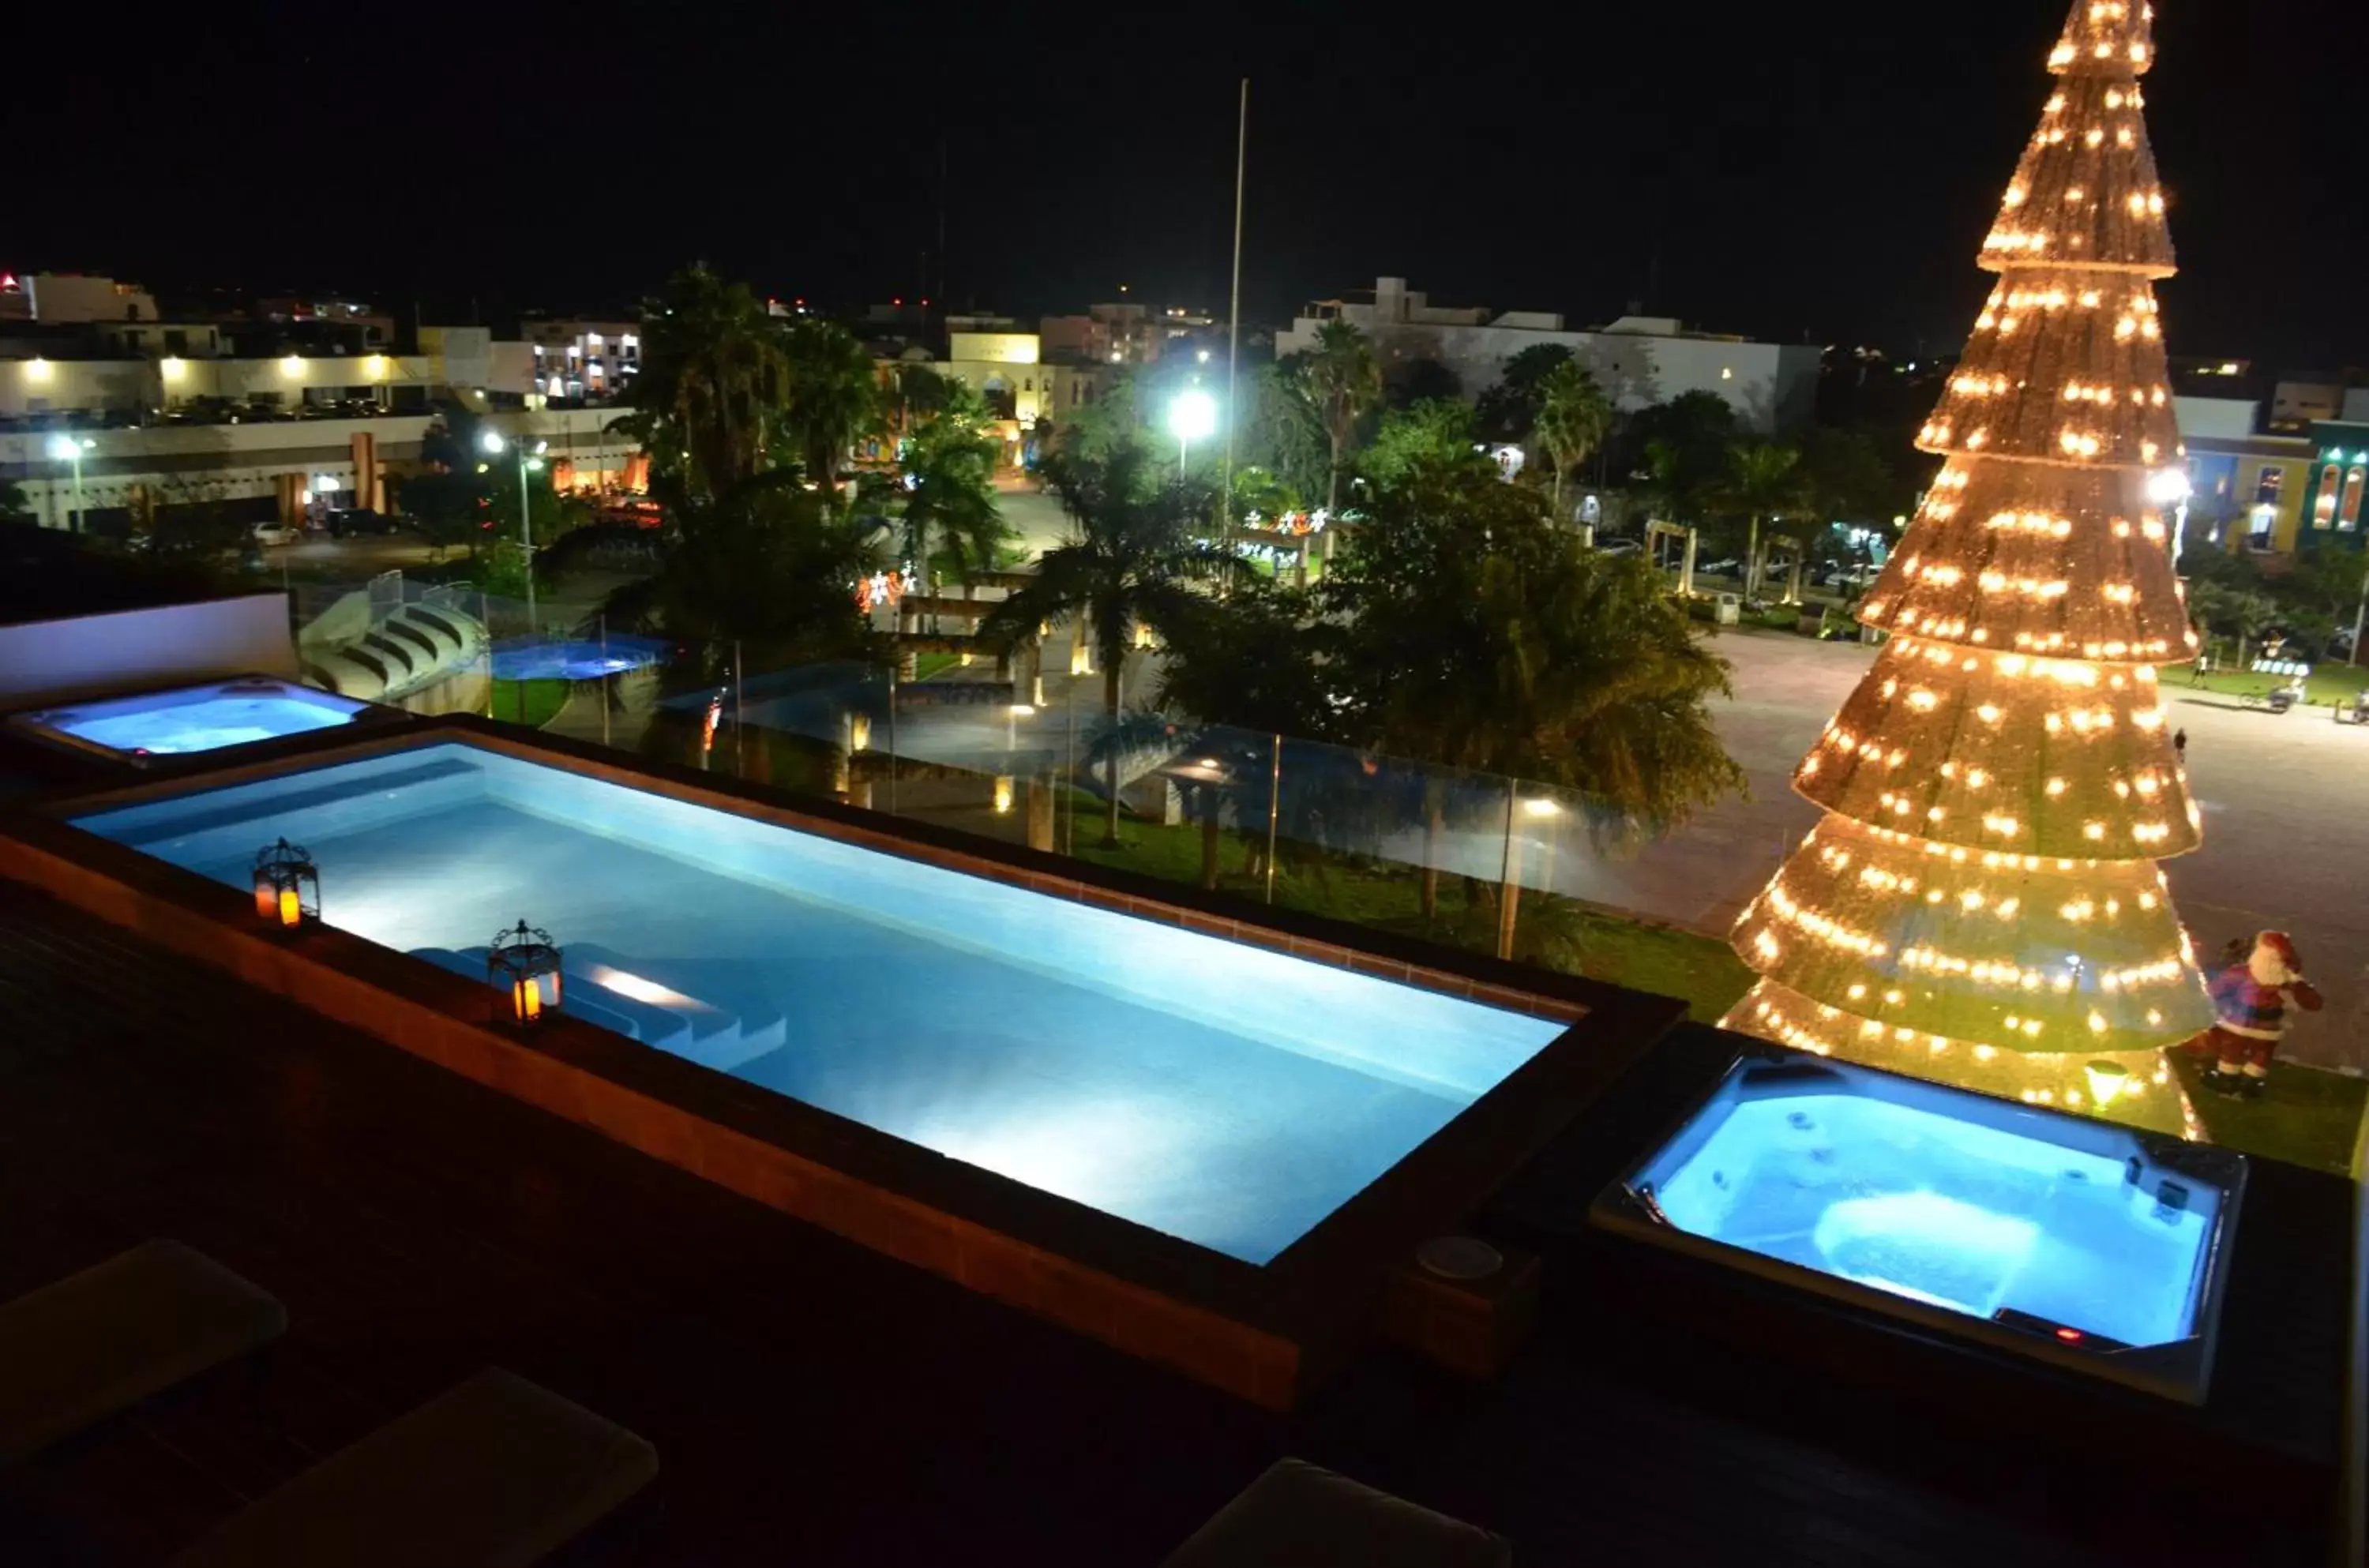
[[0, 722, 1687, 1409]]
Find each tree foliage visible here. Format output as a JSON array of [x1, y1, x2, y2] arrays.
[[1357, 400, 1488, 493], [611, 264, 788, 501], [1287, 321, 1382, 513], [1475, 343, 1576, 443], [1532, 360, 1613, 517]]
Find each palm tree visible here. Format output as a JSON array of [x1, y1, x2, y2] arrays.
[[782, 317, 883, 508], [981, 449, 1246, 847], [1531, 360, 1612, 520], [612, 265, 788, 502], [1294, 321, 1382, 526], [1716, 440, 1806, 603], [897, 390, 1010, 621]]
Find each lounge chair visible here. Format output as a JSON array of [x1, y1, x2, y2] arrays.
[[1161, 1457, 1512, 1568], [171, 1367, 657, 1567], [0, 1240, 286, 1466]]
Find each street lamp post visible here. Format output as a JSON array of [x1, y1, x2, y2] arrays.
[[481, 429, 548, 635], [46, 434, 93, 533], [1167, 388, 1217, 480]]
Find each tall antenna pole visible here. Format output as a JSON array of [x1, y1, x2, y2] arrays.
[[1222, 77, 1248, 540]]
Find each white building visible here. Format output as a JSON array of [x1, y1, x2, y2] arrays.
[[520, 317, 640, 403], [1273, 276, 1821, 433]]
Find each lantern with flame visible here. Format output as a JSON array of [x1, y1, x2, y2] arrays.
[[251, 838, 319, 929], [487, 919, 563, 1026]]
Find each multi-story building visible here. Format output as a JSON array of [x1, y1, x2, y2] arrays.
[[1037, 302, 1210, 366], [1273, 277, 1821, 433], [519, 317, 640, 403], [0, 276, 639, 532], [2177, 396, 2311, 559]]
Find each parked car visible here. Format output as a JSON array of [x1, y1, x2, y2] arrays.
[[1696, 556, 1741, 577], [324, 507, 397, 538], [1596, 538, 1643, 557], [1823, 563, 1879, 591], [250, 522, 303, 547]]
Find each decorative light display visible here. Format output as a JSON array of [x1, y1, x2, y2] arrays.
[[251, 838, 319, 930], [1725, 0, 2213, 1135]]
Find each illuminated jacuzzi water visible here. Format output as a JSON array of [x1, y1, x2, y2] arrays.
[[11, 679, 370, 760], [73, 744, 1567, 1263], [1596, 1052, 2242, 1399]]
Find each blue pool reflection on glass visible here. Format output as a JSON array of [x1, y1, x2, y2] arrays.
[[71, 743, 1568, 1264], [1608, 1052, 2241, 1394], [13, 678, 369, 757]]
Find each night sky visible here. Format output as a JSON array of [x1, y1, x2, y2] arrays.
[[11, 0, 2363, 368]]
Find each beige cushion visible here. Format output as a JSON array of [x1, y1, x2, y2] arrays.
[[1162, 1457, 1512, 1568], [174, 1367, 656, 1568], [0, 1240, 286, 1465]]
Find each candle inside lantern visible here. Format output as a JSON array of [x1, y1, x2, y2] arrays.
[[278, 886, 301, 928]]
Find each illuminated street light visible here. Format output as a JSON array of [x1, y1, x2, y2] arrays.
[[1168, 388, 1218, 475], [2144, 467, 2191, 505], [46, 433, 94, 533], [480, 430, 550, 632]]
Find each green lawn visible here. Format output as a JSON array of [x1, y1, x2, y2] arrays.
[[908, 652, 963, 682], [2173, 1056, 2368, 1176], [2176, 659, 2369, 708], [490, 678, 569, 728]]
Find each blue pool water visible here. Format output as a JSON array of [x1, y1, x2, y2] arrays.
[[1631, 1060, 2224, 1348], [13, 679, 369, 756], [73, 743, 1567, 1262], [489, 636, 670, 682]]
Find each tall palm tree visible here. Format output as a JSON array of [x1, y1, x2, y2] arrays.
[[981, 449, 1245, 847], [1531, 360, 1612, 520], [613, 265, 787, 502], [1295, 321, 1382, 521], [898, 391, 1010, 616], [782, 318, 884, 508], [1717, 440, 1806, 603]]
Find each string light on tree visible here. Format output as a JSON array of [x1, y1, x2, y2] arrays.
[[1723, 0, 2213, 1134]]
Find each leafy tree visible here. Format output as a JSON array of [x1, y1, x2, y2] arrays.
[[1533, 360, 1612, 520], [1327, 457, 1742, 836], [2270, 548, 2367, 657], [600, 471, 883, 668], [612, 264, 788, 501], [1714, 440, 1808, 602], [2185, 579, 2279, 666], [1474, 343, 1575, 443], [1235, 361, 1330, 503], [1620, 390, 1740, 523], [1387, 357, 1462, 408], [1796, 426, 1901, 527], [0, 479, 31, 527], [782, 317, 883, 507], [1358, 400, 1489, 493], [979, 448, 1246, 846], [1290, 321, 1382, 516]]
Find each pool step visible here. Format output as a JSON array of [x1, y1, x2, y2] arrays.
[[564, 943, 787, 1072], [407, 947, 691, 1054], [404, 943, 784, 1075]]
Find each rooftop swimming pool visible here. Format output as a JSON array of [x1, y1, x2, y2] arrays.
[[73, 743, 1569, 1264], [1594, 1050, 2243, 1401], [10, 678, 374, 762]]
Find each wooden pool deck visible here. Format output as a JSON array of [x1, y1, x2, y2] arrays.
[[0, 883, 2343, 1566]]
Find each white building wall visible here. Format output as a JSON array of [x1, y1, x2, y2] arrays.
[[1274, 314, 1819, 433]]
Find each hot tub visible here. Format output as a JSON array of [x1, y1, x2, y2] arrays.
[[1592, 1046, 2243, 1401], [9, 677, 381, 764]]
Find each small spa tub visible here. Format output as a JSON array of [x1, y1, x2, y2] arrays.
[[8, 677, 385, 765], [1592, 1046, 2243, 1401]]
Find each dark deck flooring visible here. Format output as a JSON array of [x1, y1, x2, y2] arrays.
[[0, 883, 2337, 1566]]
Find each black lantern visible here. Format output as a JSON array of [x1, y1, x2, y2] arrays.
[[252, 838, 319, 929], [488, 919, 563, 1025]]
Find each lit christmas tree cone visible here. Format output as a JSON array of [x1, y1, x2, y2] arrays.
[[1724, 0, 2213, 1136]]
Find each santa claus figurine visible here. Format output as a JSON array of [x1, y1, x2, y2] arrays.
[[2189, 931, 2324, 1097]]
